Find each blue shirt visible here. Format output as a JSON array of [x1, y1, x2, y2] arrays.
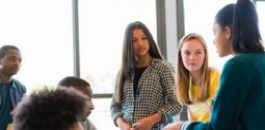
[[0, 79, 26, 130]]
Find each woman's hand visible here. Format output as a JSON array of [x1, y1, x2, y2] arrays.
[[131, 117, 154, 130], [119, 122, 131, 130], [116, 116, 132, 130]]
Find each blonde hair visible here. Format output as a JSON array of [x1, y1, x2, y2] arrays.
[[176, 33, 210, 105]]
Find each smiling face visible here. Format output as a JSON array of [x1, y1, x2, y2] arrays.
[[132, 28, 150, 58], [0, 49, 22, 76], [213, 22, 233, 57], [181, 39, 205, 74]]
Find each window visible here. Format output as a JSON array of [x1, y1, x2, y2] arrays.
[[257, 1, 265, 42], [78, 1, 156, 129], [79, 0, 157, 94], [184, 0, 236, 71], [0, 0, 73, 92]]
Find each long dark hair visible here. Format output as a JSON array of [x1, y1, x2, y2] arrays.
[[214, 4, 235, 30], [115, 21, 163, 102], [232, 0, 264, 53]]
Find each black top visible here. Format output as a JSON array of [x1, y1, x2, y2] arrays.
[[133, 67, 147, 98]]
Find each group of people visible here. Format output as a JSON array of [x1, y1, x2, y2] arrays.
[[1, 0, 265, 130], [111, 0, 265, 130], [0, 44, 96, 130], [164, 0, 265, 129]]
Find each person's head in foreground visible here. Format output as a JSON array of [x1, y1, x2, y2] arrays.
[[57, 76, 94, 121], [12, 88, 88, 130], [213, 0, 264, 57]]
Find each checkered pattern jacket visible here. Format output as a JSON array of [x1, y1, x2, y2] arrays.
[[111, 59, 182, 130]]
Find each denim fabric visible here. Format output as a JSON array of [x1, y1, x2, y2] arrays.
[[0, 79, 26, 109]]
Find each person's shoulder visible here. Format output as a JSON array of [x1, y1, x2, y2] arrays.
[[209, 68, 221, 78], [222, 53, 265, 77], [153, 58, 173, 68], [12, 79, 26, 91], [152, 59, 175, 74], [233, 53, 265, 62], [13, 79, 25, 86], [223, 55, 244, 68], [83, 118, 97, 130], [226, 53, 265, 68], [209, 68, 221, 93]]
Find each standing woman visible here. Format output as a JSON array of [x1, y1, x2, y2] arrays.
[[176, 33, 220, 123], [110, 21, 182, 130], [164, 0, 265, 129]]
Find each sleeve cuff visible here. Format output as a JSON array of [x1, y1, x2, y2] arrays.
[[181, 121, 191, 130], [113, 114, 122, 127]]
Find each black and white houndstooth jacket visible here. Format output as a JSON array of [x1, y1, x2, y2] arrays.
[[111, 58, 183, 130]]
